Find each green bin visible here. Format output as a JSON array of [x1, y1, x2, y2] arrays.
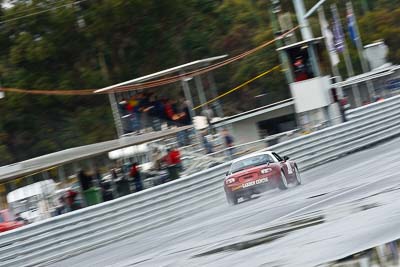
[[83, 187, 103, 206]]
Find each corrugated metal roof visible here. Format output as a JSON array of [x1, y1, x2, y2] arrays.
[[95, 55, 228, 93], [212, 98, 294, 127]]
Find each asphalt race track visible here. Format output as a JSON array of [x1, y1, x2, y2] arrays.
[[52, 137, 400, 267]]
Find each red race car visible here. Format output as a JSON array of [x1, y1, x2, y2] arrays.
[[224, 151, 301, 205]]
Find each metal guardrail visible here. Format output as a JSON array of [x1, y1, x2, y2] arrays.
[[0, 127, 193, 182], [345, 94, 400, 121], [0, 162, 230, 266], [180, 130, 300, 176], [1, 97, 400, 266]]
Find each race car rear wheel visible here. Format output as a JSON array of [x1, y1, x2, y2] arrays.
[[294, 166, 302, 185], [226, 191, 238, 205], [278, 170, 288, 190]]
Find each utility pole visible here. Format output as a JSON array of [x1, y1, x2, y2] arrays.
[[194, 75, 208, 115], [318, 7, 341, 80], [206, 73, 224, 118], [270, 0, 304, 129], [180, 76, 203, 144], [347, 1, 375, 100], [292, 0, 321, 77], [317, 7, 343, 94], [331, 4, 362, 106], [98, 50, 124, 137], [108, 92, 123, 137], [269, 1, 294, 84], [180, 76, 196, 121]]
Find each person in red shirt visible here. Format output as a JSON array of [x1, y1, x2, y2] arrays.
[[164, 99, 176, 127], [130, 162, 143, 192], [65, 189, 81, 211], [165, 148, 181, 180], [166, 148, 181, 165]]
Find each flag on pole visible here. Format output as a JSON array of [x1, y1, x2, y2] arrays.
[[345, 1, 371, 74], [331, 7, 345, 53], [347, 2, 358, 44], [320, 14, 340, 66]]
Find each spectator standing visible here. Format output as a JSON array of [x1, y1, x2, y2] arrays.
[[164, 99, 176, 128], [165, 147, 181, 180], [148, 95, 162, 131], [101, 181, 114, 202], [78, 170, 93, 191], [152, 148, 163, 171], [94, 168, 102, 187], [110, 166, 118, 180], [65, 189, 81, 211], [201, 108, 214, 134], [129, 95, 141, 133], [176, 100, 193, 146], [293, 56, 309, 82], [118, 99, 128, 116], [125, 96, 136, 131], [130, 162, 143, 192], [55, 196, 66, 215], [178, 100, 192, 126], [78, 170, 102, 206], [202, 131, 214, 154], [222, 129, 235, 159], [111, 164, 128, 197], [139, 93, 152, 132], [119, 99, 132, 134]]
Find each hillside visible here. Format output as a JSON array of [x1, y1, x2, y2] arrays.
[[0, 0, 399, 165]]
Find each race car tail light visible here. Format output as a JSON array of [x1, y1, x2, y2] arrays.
[[260, 168, 272, 174], [225, 178, 236, 184]]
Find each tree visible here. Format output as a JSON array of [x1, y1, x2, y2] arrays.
[[0, 0, 394, 165]]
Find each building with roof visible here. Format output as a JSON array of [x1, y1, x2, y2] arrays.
[[0, 127, 190, 209], [212, 99, 296, 145], [96, 55, 228, 137]]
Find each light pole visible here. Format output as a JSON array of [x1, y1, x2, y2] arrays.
[[108, 92, 123, 137], [194, 75, 208, 115], [206, 72, 224, 118], [180, 76, 196, 121], [292, 0, 321, 77], [269, 0, 294, 84]]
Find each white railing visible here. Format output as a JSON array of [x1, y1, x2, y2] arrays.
[[1, 96, 400, 266], [345, 93, 400, 121]]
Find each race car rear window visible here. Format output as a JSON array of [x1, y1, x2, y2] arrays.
[[230, 155, 273, 173]]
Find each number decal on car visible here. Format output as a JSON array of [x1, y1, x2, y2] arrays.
[[242, 178, 269, 188], [286, 162, 293, 174]]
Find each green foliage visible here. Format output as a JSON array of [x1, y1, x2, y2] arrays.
[[358, 7, 400, 63]]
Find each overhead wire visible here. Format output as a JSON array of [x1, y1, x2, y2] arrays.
[[108, 26, 299, 93], [0, 26, 299, 96], [2, 0, 78, 18], [0, 0, 90, 24], [192, 65, 281, 110], [0, 87, 96, 95]]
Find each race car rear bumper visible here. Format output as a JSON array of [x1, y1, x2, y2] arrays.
[[225, 177, 275, 197]]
